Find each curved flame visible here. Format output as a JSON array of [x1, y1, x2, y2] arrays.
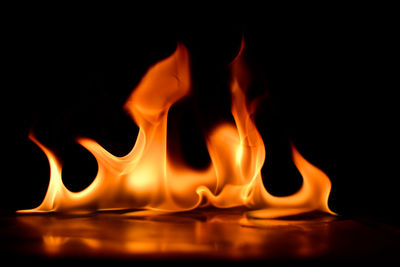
[[18, 41, 334, 217]]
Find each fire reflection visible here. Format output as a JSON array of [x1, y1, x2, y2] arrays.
[[16, 210, 335, 260]]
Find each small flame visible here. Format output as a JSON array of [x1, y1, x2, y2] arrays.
[[18, 41, 334, 218]]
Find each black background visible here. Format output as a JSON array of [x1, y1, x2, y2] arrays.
[[1, 5, 398, 225]]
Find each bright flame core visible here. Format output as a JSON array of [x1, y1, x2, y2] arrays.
[[19, 42, 334, 218]]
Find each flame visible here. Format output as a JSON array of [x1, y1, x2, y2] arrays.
[[18, 41, 334, 218]]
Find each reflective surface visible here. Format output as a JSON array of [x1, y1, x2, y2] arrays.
[[1, 209, 399, 261]]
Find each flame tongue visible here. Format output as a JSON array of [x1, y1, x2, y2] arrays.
[[19, 42, 334, 217]]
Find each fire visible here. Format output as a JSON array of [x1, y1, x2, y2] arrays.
[[18, 40, 335, 218]]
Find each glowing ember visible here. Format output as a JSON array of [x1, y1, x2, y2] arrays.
[[18, 40, 335, 218]]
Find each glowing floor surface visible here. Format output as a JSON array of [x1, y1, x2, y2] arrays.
[[1, 209, 399, 262]]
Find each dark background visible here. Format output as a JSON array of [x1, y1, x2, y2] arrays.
[[2, 5, 398, 225]]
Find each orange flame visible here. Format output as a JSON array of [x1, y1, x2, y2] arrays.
[[18, 41, 335, 218]]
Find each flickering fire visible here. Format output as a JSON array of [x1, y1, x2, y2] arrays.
[[18, 41, 334, 218]]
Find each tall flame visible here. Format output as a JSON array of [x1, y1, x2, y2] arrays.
[[19, 41, 334, 217]]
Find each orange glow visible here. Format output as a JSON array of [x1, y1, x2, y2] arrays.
[[18, 41, 334, 218], [16, 210, 335, 259]]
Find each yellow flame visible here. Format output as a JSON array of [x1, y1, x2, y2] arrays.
[[18, 41, 334, 218]]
